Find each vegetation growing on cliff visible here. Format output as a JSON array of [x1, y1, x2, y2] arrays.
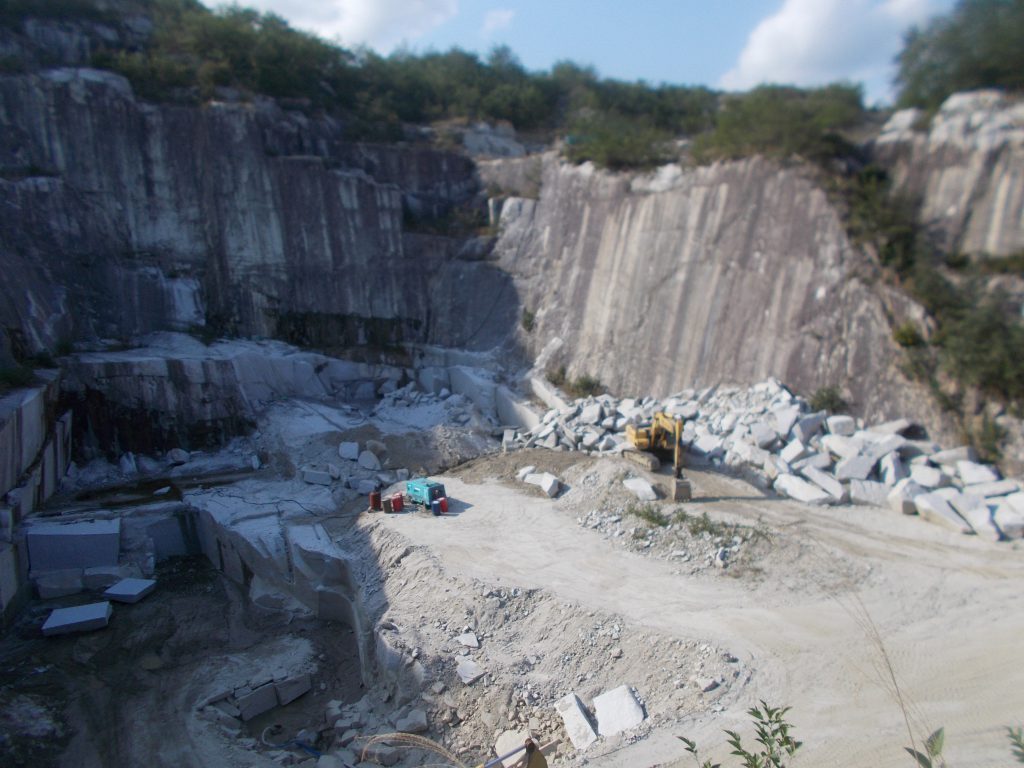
[[895, 0, 1024, 110]]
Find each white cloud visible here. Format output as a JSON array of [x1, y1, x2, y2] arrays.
[[720, 0, 946, 103], [481, 9, 515, 37], [239, 0, 459, 52]]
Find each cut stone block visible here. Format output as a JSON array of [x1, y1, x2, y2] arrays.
[[693, 434, 724, 460], [914, 493, 973, 534], [774, 474, 829, 504], [967, 480, 1019, 499], [622, 477, 657, 501], [860, 434, 906, 462], [930, 446, 977, 466], [800, 466, 845, 502], [821, 434, 863, 460], [301, 469, 332, 486], [835, 455, 876, 481], [792, 412, 827, 444], [524, 472, 561, 497], [770, 405, 801, 438], [849, 480, 889, 507], [579, 402, 604, 425], [42, 601, 112, 636], [516, 465, 536, 481], [34, 568, 84, 599], [103, 578, 156, 604], [888, 479, 925, 514], [593, 685, 645, 737], [456, 658, 485, 685], [879, 453, 907, 486], [275, 673, 311, 706], [826, 415, 856, 436], [26, 519, 120, 571], [83, 566, 128, 591], [909, 464, 945, 489], [554, 693, 598, 750], [792, 452, 831, 472], [960, 506, 1001, 542], [779, 439, 809, 465], [957, 461, 999, 486], [358, 450, 382, 471], [993, 503, 1024, 539], [338, 442, 360, 461], [749, 421, 778, 449], [236, 683, 278, 721]]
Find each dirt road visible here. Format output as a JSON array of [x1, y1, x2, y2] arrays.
[[375, 462, 1024, 767]]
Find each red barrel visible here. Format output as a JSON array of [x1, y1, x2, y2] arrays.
[[439, 497, 449, 513], [369, 490, 382, 511], [391, 494, 404, 512]]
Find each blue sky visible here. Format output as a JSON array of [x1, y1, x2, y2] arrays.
[[229, 0, 958, 105]]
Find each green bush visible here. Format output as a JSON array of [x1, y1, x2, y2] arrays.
[[679, 701, 801, 768], [627, 503, 669, 528], [692, 83, 864, 164], [520, 308, 535, 333], [564, 373, 605, 398], [893, 321, 925, 347], [896, 0, 1024, 110], [564, 110, 675, 170], [809, 386, 848, 413]]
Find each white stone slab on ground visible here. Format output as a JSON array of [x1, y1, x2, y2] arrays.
[[801, 466, 845, 502], [957, 460, 999, 486], [622, 477, 657, 501], [42, 601, 113, 636], [554, 692, 598, 750], [993, 503, 1024, 539], [960, 506, 1001, 542], [826, 415, 856, 436], [774, 474, 829, 504], [456, 658, 485, 685], [593, 685, 645, 736], [914, 493, 973, 534], [103, 577, 157, 604], [849, 480, 889, 507], [338, 441, 360, 461], [888, 479, 925, 514], [524, 472, 561, 497]]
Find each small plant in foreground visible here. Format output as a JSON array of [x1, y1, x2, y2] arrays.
[[1008, 726, 1024, 764], [679, 701, 801, 768], [809, 385, 848, 413], [905, 726, 945, 768], [626, 503, 668, 527]]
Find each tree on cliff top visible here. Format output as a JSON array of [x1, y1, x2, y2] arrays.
[[895, 0, 1024, 110]]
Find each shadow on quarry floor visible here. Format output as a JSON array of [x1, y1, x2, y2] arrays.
[[0, 557, 364, 768]]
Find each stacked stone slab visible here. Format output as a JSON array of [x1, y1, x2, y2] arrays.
[[505, 378, 1022, 540]]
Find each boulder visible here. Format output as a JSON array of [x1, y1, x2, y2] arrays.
[[301, 469, 333, 486], [456, 658, 485, 685], [930, 446, 977, 466], [338, 442, 360, 461], [167, 448, 190, 465], [792, 412, 827, 444], [457, 632, 480, 649], [835, 455, 876, 482], [34, 568, 84, 599], [516, 465, 536, 480], [909, 464, 945, 489], [826, 415, 856, 436], [779, 439, 809, 465], [275, 673, 312, 706], [579, 402, 604, 425], [395, 708, 428, 734], [888, 479, 926, 514], [970, 480, 1020, 499], [494, 730, 532, 768], [993, 504, 1024, 539], [236, 683, 278, 721], [358, 450, 382, 471], [622, 477, 657, 501], [879, 453, 907, 486], [748, 421, 778, 449]]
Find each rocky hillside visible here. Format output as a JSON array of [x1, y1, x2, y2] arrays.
[[1, 10, 1022, 465]]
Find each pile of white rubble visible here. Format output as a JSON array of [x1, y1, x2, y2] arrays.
[[509, 378, 1024, 541]]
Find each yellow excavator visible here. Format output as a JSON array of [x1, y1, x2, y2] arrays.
[[625, 412, 692, 501]]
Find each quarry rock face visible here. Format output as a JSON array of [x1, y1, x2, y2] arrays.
[[874, 90, 1024, 258], [486, 154, 947, 436], [0, 68, 515, 365]]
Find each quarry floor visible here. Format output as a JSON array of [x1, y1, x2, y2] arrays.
[[364, 452, 1024, 768], [5, 421, 1023, 768]]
